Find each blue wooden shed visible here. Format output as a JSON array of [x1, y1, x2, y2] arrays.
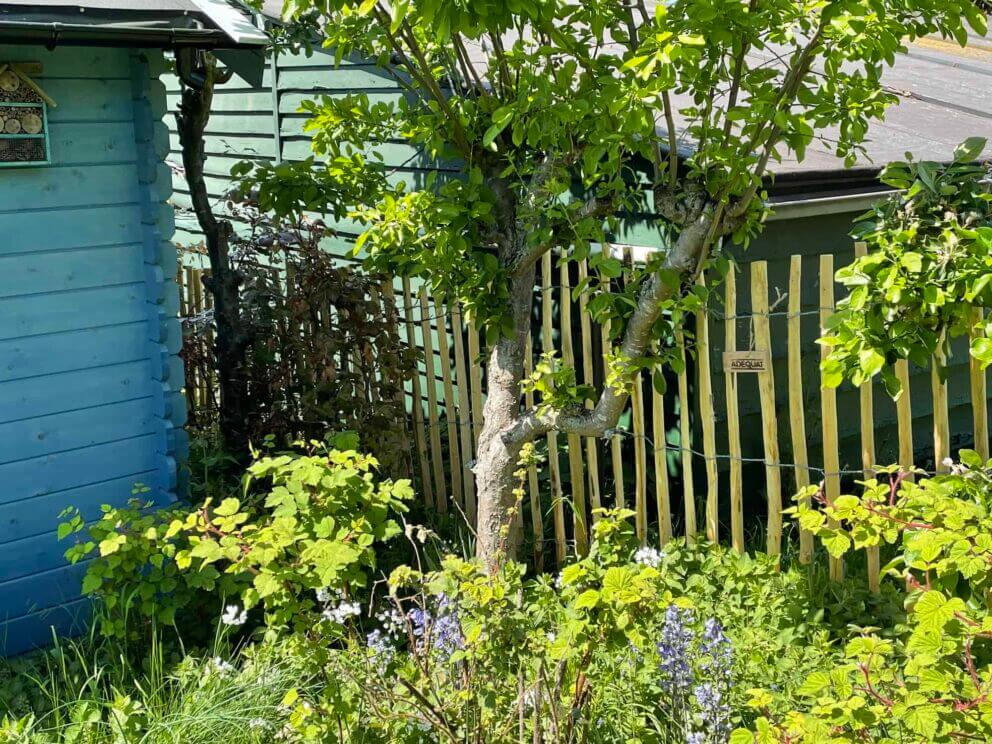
[[0, 0, 266, 656]]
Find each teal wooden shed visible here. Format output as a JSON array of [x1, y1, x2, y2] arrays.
[[0, 0, 266, 656]]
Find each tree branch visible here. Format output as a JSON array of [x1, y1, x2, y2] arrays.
[[503, 206, 718, 445]]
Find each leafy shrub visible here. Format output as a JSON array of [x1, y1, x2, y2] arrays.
[[744, 455, 992, 742], [273, 510, 844, 743], [179, 202, 416, 478], [820, 137, 992, 394], [60, 439, 412, 640]]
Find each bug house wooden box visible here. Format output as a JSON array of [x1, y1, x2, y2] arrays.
[[0, 63, 53, 167]]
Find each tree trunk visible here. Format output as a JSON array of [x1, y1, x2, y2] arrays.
[[474, 207, 719, 565], [176, 57, 251, 456], [473, 262, 535, 565]]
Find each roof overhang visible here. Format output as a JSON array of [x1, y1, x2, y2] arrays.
[[0, 0, 268, 49]]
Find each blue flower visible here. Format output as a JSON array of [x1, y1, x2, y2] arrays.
[[657, 605, 695, 694], [408, 593, 462, 659]]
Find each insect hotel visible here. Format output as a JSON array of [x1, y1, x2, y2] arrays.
[[0, 0, 266, 656]]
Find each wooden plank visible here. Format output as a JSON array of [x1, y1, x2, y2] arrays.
[[543, 252, 567, 565], [1, 45, 131, 78], [0, 360, 149, 426], [467, 322, 484, 447], [560, 259, 588, 555], [577, 259, 601, 523], [932, 345, 950, 472], [724, 264, 745, 554], [524, 332, 544, 572], [0, 244, 143, 299], [0, 205, 142, 257], [696, 273, 718, 543], [419, 287, 447, 513], [451, 302, 477, 522], [433, 296, 463, 507], [0, 283, 145, 342], [676, 330, 696, 543], [895, 360, 914, 476], [787, 256, 813, 565], [48, 122, 140, 167], [0, 470, 156, 545], [41, 79, 133, 122], [651, 359, 672, 543], [0, 398, 155, 466], [855, 243, 880, 593], [0, 323, 149, 384], [602, 318, 626, 509], [632, 368, 648, 543], [0, 164, 145, 213], [819, 254, 844, 581], [751, 261, 783, 558], [970, 308, 990, 461]]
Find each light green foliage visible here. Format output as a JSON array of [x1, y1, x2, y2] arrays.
[[0, 634, 302, 744], [275, 511, 847, 742], [60, 439, 412, 638], [743, 457, 992, 742], [820, 138, 992, 395], [246, 0, 983, 356], [521, 351, 596, 414]]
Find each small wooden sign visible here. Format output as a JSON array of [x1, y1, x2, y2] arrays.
[[723, 350, 770, 373]]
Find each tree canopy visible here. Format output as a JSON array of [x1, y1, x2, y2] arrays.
[[246, 0, 988, 561]]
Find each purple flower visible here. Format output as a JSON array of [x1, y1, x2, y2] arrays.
[[686, 733, 706, 744], [657, 605, 695, 694], [408, 593, 462, 659]]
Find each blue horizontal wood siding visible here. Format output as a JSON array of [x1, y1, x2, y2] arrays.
[[0, 45, 186, 656]]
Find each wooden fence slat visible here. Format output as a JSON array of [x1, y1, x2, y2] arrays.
[[819, 255, 843, 581], [451, 302, 476, 522], [419, 287, 447, 513], [402, 278, 434, 510], [577, 259, 601, 523], [652, 359, 672, 543], [468, 323, 485, 448], [560, 258, 589, 555], [854, 243, 880, 593], [676, 330, 696, 543], [787, 256, 813, 564], [725, 264, 744, 554], [932, 345, 950, 473], [970, 308, 989, 461], [697, 273, 718, 543], [632, 367, 648, 542], [434, 296, 463, 507], [895, 360, 914, 479], [602, 318, 626, 509], [543, 252, 567, 565], [751, 261, 783, 558], [524, 332, 544, 572]]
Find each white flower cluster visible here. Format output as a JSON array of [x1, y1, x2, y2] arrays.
[[316, 587, 361, 625], [634, 546, 664, 568], [221, 604, 248, 626], [209, 657, 236, 677]]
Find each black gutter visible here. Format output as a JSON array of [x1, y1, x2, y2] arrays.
[[0, 21, 254, 49]]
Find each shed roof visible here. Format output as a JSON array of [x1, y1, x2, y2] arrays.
[[0, 0, 268, 48]]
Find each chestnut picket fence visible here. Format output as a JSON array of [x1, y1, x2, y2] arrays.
[[178, 242, 992, 589]]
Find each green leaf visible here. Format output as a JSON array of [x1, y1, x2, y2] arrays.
[[574, 589, 601, 610], [253, 572, 282, 599], [953, 136, 987, 164], [214, 498, 241, 517]]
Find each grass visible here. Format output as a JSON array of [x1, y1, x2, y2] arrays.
[[0, 620, 305, 743]]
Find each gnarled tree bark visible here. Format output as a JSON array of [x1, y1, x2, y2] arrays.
[[176, 56, 252, 457]]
